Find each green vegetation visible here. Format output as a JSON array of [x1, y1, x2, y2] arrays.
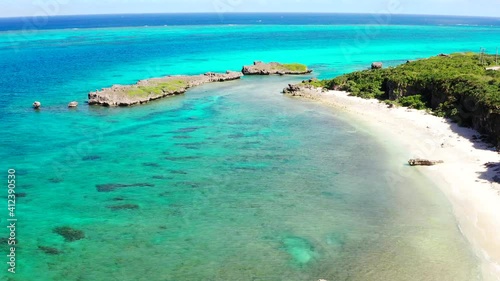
[[310, 53, 500, 145], [301, 78, 326, 88], [278, 63, 308, 73], [127, 79, 188, 96], [398, 95, 427, 110]]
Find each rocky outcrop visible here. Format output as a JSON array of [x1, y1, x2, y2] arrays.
[[242, 61, 312, 75], [88, 71, 242, 107], [282, 81, 326, 99], [371, 62, 383, 69], [408, 159, 444, 166], [33, 101, 41, 109], [68, 101, 78, 108]]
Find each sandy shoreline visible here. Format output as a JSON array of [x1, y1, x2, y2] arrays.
[[295, 90, 500, 281]]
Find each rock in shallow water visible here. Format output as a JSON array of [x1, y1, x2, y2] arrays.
[[282, 83, 325, 98], [371, 62, 383, 69]]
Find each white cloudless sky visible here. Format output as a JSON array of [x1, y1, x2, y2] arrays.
[[0, 0, 499, 18]]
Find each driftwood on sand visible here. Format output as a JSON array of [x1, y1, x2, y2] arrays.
[[408, 159, 444, 166]]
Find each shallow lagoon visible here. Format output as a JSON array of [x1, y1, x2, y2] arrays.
[[0, 77, 480, 280], [2, 21, 498, 280]]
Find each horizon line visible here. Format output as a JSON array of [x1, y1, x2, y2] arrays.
[[0, 12, 499, 20]]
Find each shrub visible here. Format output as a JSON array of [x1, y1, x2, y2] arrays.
[[399, 95, 427, 109]]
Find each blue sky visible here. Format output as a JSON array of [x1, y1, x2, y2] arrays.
[[0, 0, 499, 18]]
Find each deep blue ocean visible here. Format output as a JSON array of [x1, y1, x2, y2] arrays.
[[1, 13, 499, 280], [1, 13, 500, 31]]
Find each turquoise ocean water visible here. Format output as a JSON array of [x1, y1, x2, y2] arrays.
[[1, 14, 500, 280]]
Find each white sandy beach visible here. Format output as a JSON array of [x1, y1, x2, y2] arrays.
[[299, 90, 500, 281]]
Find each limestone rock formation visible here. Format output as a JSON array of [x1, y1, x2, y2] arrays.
[[33, 101, 41, 109], [88, 71, 243, 107], [282, 81, 326, 99], [242, 61, 312, 75], [371, 62, 383, 69], [68, 101, 78, 108]]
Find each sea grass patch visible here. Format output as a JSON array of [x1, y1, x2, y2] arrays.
[[106, 204, 140, 210], [143, 162, 161, 167], [96, 183, 155, 192], [168, 170, 188, 175], [48, 178, 64, 183], [151, 175, 174, 180], [38, 245, 62, 255], [53, 226, 85, 242], [82, 155, 102, 161]]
